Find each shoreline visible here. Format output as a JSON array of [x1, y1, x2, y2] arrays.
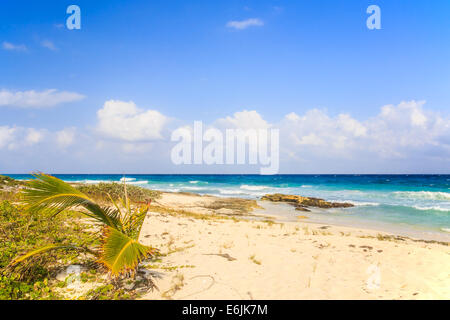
[[138, 196, 450, 299], [156, 191, 450, 243], [1, 178, 449, 299], [3, 175, 449, 242], [253, 201, 450, 242]]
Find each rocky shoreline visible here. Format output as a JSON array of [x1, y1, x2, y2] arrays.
[[260, 193, 354, 212]]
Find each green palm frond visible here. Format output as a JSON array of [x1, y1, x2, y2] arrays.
[[99, 227, 156, 276], [22, 173, 123, 230], [107, 183, 149, 239], [124, 204, 149, 239], [10, 244, 93, 266], [15, 173, 156, 277]]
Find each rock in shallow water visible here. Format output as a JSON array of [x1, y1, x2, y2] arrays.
[[260, 193, 354, 209]]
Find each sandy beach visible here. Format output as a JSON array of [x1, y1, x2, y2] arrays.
[[135, 192, 450, 300]]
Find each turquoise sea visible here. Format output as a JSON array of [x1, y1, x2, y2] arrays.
[[8, 174, 450, 240]]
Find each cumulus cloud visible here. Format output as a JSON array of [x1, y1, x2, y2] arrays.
[[281, 100, 450, 161], [0, 126, 17, 149], [170, 102, 449, 171], [0, 126, 46, 150], [216, 110, 271, 129], [364, 101, 449, 158], [25, 128, 45, 145], [281, 109, 368, 154], [226, 18, 264, 30], [1, 100, 449, 173], [2, 41, 27, 51], [0, 89, 85, 108], [97, 100, 168, 142], [56, 127, 76, 148]]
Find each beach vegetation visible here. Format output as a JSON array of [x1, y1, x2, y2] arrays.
[[221, 241, 234, 249], [9, 173, 157, 278], [82, 283, 135, 300], [0, 200, 96, 299], [249, 254, 261, 265], [75, 182, 161, 204], [0, 190, 21, 202], [0, 175, 23, 201], [161, 273, 185, 299], [165, 244, 195, 256], [144, 263, 195, 271], [262, 219, 277, 226], [303, 226, 310, 235], [0, 175, 23, 187], [206, 198, 261, 215], [148, 204, 230, 221]]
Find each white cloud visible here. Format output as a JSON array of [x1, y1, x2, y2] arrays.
[[56, 127, 76, 148], [364, 100, 448, 158], [285, 112, 301, 122], [0, 89, 85, 108], [282, 100, 450, 160], [226, 18, 264, 30], [2, 41, 27, 51], [25, 128, 45, 145], [337, 114, 367, 137], [168, 102, 449, 171], [0, 126, 17, 149], [295, 133, 325, 146], [121, 142, 153, 154], [216, 110, 270, 129], [0, 100, 449, 173], [0, 126, 46, 150], [41, 40, 57, 51], [281, 109, 363, 154], [97, 100, 168, 142]]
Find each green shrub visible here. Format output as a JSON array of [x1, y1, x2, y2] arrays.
[[0, 175, 22, 187], [0, 201, 97, 300], [0, 176, 23, 201], [75, 182, 161, 204], [83, 284, 133, 300], [0, 177, 160, 300]]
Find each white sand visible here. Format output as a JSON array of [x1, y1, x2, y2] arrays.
[[138, 193, 450, 300]]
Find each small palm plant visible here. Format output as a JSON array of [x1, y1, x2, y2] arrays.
[[11, 173, 156, 277]]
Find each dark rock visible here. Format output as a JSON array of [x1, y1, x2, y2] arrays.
[[261, 193, 354, 209], [294, 205, 311, 212]]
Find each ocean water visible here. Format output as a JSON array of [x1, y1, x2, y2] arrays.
[[8, 174, 450, 239]]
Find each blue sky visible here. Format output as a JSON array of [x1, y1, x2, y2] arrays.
[[1, 0, 450, 173]]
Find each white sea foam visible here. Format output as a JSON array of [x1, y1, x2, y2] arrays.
[[240, 185, 269, 191], [160, 188, 180, 192], [442, 228, 450, 233], [412, 205, 450, 212], [72, 179, 146, 185], [189, 181, 199, 184], [393, 191, 450, 201], [181, 186, 203, 191], [120, 177, 136, 182], [344, 200, 380, 207], [127, 180, 149, 185], [72, 179, 112, 184], [219, 190, 247, 195]]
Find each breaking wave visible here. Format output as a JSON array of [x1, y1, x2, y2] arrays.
[[393, 191, 450, 201], [239, 185, 270, 191]]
